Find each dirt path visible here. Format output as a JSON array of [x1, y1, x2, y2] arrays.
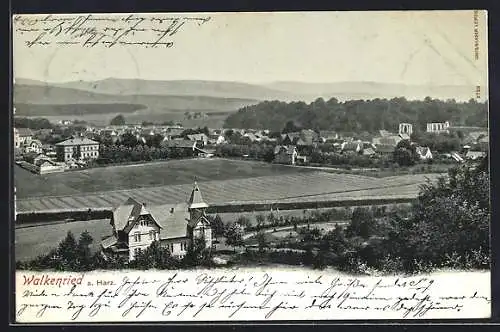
[[242, 220, 349, 240]]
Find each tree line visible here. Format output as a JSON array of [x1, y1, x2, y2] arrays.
[[224, 97, 487, 132]]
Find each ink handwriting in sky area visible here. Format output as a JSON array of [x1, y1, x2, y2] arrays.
[[13, 14, 212, 48], [16, 271, 491, 321]]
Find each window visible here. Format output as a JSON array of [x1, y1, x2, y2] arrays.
[[149, 230, 155, 240], [170, 243, 174, 252], [134, 232, 141, 242]]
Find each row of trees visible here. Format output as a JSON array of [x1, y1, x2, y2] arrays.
[[110, 114, 182, 127], [96, 144, 194, 164], [214, 143, 275, 162], [224, 97, 487, 132], [411, 131, 463, 153], [14, 117, 53, 129], [309, 151, 389, 168]]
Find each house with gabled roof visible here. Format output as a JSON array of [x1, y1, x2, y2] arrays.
[[274, 145, 297, 165], [101, 182, 213, 261], [341, 141, 362, 154], [187, 133, 209, 147], [14, 127, 34, 149], [416, 146, 433, 160], [281, 130, 320, 147], [372, 135, 402, 147]]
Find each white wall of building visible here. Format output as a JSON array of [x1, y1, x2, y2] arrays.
[[128, 220, 160, 261], [193, 222, 213, 248], [161, 239, 190, 258]]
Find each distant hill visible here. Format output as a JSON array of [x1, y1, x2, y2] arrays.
[[14, 84, 260, 115], [264, 81, 482, 102], [14, 103, 147, 116], [14, 78, 301, 101]]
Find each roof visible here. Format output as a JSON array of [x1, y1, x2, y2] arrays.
[[55, 137, 99, 146], [362, 147, 376, 155], [187, 214, 211, 228], [101, 236, 118, 249], [342, 142, 361, 151], [148, 203, 190, 239], [140, 129, 154, 136], [319, 130, 337, 138], [112, 198, 190, 240], [29, 139, 42, 146], [243, 133, 259, 141], [187, 133, 208, 141], [16, 128, 33, 136], [161, 140, 195, 149], [478, 135, 489, 143], [379, 130, 391, 137], [375, 144, 395, 153], [466, 151, 486, 159], [416, 146, 432, 154], [451, 152, 464, 162], [188, 182, 209, 209], [373, 135, 401, 146], [467, 131, 488, 141], [274, 145, 296, 155], [112, 204, 136, 231], [166, 128, 185, 136]]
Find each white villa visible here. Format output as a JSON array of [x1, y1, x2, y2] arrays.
[[101, 181, 213, 261]]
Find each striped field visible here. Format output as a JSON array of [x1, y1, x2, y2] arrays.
[[15, 166, 442, 213]]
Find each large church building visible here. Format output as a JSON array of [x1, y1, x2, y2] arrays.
[[101, 182, 213, 261]]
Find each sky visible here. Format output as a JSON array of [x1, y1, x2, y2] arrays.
[[13, 10, 488, 87]]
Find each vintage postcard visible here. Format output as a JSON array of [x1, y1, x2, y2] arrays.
[[12, 10, 490, 322]]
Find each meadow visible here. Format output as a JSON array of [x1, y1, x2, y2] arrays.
[[15, 218, 112, 262], [15, 158, 441, 213], [15, 158, 314, 198]]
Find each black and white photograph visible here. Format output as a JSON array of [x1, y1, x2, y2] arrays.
[[12, 10, 491, 322]]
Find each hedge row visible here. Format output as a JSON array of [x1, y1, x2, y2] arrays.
[[15, 198, 415, 225]]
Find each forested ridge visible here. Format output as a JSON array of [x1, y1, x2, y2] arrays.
[[224, 97, 488, 132]]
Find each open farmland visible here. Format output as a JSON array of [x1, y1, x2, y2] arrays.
[[15, 158, 442, 213], [15, 219, 112, 262], [15, 158, 314, 198]]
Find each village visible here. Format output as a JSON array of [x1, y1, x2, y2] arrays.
[[14, 118, 488, 176]]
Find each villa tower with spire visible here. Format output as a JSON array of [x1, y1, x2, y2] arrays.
[[186, 181, 213, 250]]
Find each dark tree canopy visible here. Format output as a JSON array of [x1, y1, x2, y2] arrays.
[[110, 114, 126, 126], [224, 98, 487, 132]]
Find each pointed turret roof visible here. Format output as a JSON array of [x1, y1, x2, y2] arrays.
[[188, 181, 209, 209]]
